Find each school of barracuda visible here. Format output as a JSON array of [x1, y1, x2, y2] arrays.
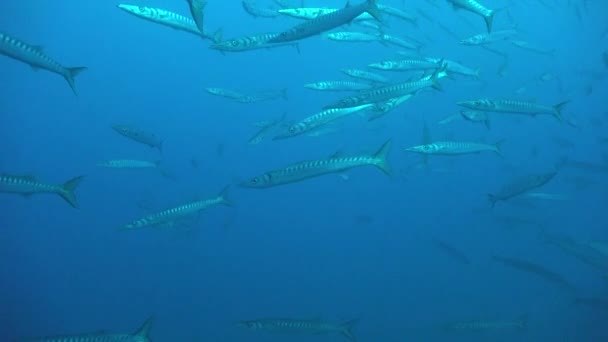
[[2, 0, 607, 340]]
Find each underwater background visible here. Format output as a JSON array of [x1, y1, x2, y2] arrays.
[[1, 0, 608, 341]]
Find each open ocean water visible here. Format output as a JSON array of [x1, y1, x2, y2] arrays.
[[1, 0, 608, 341]]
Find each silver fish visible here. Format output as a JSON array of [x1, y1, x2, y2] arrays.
[[488, 171, 557, 207], [341, 68, 390, 83], [405, 140, 503, 156], [457, 98, 569, 121], [460, 29, 518, 45], [248, 113, 286, 144], [112, 125, 164, 151], [25, 317, 152, 342], [242, 0, 280, 18], [211, 32, 299, 53], [0, 174, 83, 209], [0, 32, 86, 95], [447, 0, 496, 32], [304, 80, 373, 92], [460, 110, 491, 129], [239, 318, 357, 341], [98, 159, 160, 169]]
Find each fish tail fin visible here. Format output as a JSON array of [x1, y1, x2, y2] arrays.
[[484, 10, 495, 33], [64, 67, 87, 95], [133, 316, 154, 341], [294, 42, 301, 54], [552, 100, 569, 122], [217, 185, 232, 206], [281, 88, 289, 100], [366, 0, 382, 22], [487, 193, 498, 208], [212, 28, 223, 43], [372, 139, 392, 176], [493, 139, 505, 157], [484, 119, 491, 130], [340, 319, 358, 341], [518, 314, 528, 329], [474, 68, 481, 79], [59, 176, 84, 208]]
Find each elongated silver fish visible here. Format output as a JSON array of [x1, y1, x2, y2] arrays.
[[117, 4, 221, 43], [278, 7, 375, 21], [369, 93, 414, 121], [186, 0, 207, 34], [248, 113, 286, 144], [326, 31, 381, 43], [98, 159, 160, 169], [443, 315, 527, 331], [242, 140, 391, 188], [425, 57, 480, 79], [341, 68, 390, 83], [205, 87, 245, 99], [25, 317, 152, 342], [304, 80, 373, 92], [268, 0, 381, 43], [378, 33, 420, 50], [0, 32, 86, 95], [120, 187, 231, 230], [239, 318, 357, 341], [460, 110, 491, 129], [274, 104, 374, 139], [510, 40, 555, 56], [112, 125, 164, 151], [488, 171, 557, 207], [210, 32, 299, 53], [0, 174, 83, 208], [457, 98, 569, 121], [447, 0, 496, 32], [405, 140, 503, 156], [242, 0, 280, 18], [460, 29, 518, 45], [369, 58, 441, 71], [377, 4, 418, 25]]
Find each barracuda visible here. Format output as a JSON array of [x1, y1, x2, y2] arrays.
[[25, 317, 152, 342], [112, 125, 164, 152], [341, 68, 390, 83], [239, 318, 357, 340], [326, 31, 381, 43], [460, 110, 491, 129], [405, 140, 503, 156], [241, 140, 391, 188], [0, 174, 84, 208], [268, 0, 381, 43], [248, 113, 286, 145], [117, 4, 221, 43], [369, 58, 441, 71], [278, 7, 375, 21], [457, 98, 569, 121], [425, 57, 480, 78], [274, 104, 374, 140], [211, 32, 300, 52], [488, 171, 557, 207], [447, 0, 496, 32], [186, 0, 207, 34], [460, 29, 518, 45], [120, 187, 231, 229], [0, 32, 86, 95], [98, 159, 160, 169], [304, 80, 373, 92]]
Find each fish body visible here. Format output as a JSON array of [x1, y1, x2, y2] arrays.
[[278, 7, 375, 21], [242, 140, 391, 188], [378, 33, 419, 50], [0, 174, 83, 208], [326, 31, 380, 43], [0, 32, 86, 95], [523, 192, 569, 201], [205, 87, 245, 99], [447, 0, 495, 32], [98, 159, 160, 169], [444, 316, 527, 331], [211, 32, 299, 52], [242, 1, 280, 18], [268, 0, 381, 43], [327, 69, 444, 109], [460, 29, 518, 45], [121, 187, 230, 230], [405, 140, 502, 156], [425, 57, 480, 78], [510, 40, 555, 56], [304, 80, 372, 91], [368, 58, 441, 71], [186, 0, 207, 34], [487, 171, 557, 207], [239, 318, 357, 340], [236, 89, 288, 103], [25, 317, 152, 342], [433, 238, 471, 264], [457, 98, 568, 121], [117, 4, 220, 42], [274, 104, 374, 139], [248, 113, 286, 144], [460, 110, 490, 129], [112, 125, 164, 151], [377, 4, 417, 25], [341, 68, 389, 83], [370, 94, 414, 120], [493, 255, 575, 290]]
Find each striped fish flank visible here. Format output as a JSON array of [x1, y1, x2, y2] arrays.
[[405, 140, 503, 156], [24, 317, 153, 342], [241, 140, 391, 188], [0, 174, 84, 208], [0, 32, 86, 95], [239, 318, 357, 341], [98, 159, 160, 169], [457, 98, 569, 121]]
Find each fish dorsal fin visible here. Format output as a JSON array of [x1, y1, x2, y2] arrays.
[[330, 150, 345, 158], [133, 316, 154, 337], [344, 1, 351, 8]]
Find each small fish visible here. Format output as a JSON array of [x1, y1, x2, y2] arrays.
[[438, 113, 463, 125], [112, 125, 164, 151], [242, 0, 280, 18], [370, 93, 414, 120], [510, 40, 555, 56], [377, 4, 418, 26], [433, 238, 471, 264], [405, 140, 503, 156], [460, 29, 518, 45], [487, 170, 557, 207], [0, 32, 86, 95], [341, 68, 390, 83], [443, 315, 527, 331], [326, 31, 382, 43], [0, 174, 84, 208], [457, 98, 569, 121], [241, 140, 391, 188], [238, 318, 357, 341], [460, 110, 491, 129], [24, 317, 153, 342], [120, 187, 231, 230], [205, 87, 245, 100], [522, 192, 569, 201], [377, 33, 420, 50], [493, 255, 575, 290], [368, 58, 441, 72], [447, 0, 496, 33], [236, 89, 289, 103], [304, 80, 373, 92], [425, 57, 480, 78], [98, 159, 160, 169]]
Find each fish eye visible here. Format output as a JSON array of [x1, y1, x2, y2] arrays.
[[251, 177, 259, 184], [289, 126, 296, 133], [138, 6, 145, 12], [231, 40, 238, 47]]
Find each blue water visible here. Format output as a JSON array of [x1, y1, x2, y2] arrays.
[[2, 0, 608, 341]]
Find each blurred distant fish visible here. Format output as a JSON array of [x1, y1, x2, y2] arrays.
[[341, 68, 390, 83], [425, 57, 480, 79], [510, 40, 555, 56], [405, 140, 503, 156], [0, 32, 86, 95], [98, 159, 160, 169], [457, 98, 568, 121], [368, 58, 441, 72], [0, 174, 83, 208], [117, 4, 221, 43], [278, 7, 376, 22], [438, 113, 462, 125], [205, 87, 245, 100], [268, 0, 381, 43], [238, 318, 357, 341], [460, 29, 517, 45], [326, 31, 383, 44], [574, 297, 608, 311], [241, 140, 391, 188], [25, 317, 152, 342], [120, 187, 231, 230], [377, 4, 418, 26], [460, 110, 491, 129], [112, 125, 164, 152], [446, 0, 496, 32], [304, 80, 373, 92], [274, 104, 374, 139], [522, 192, 569, 201], [542, 231, 608, 273], [205, 87, 288, 103], [370, 93, 414, 120], [242, 0, 280, 18], [248, 113, 286, 144], [211, 32, 300, 53], [487, 170, 557, 207], [442, 315, 527, 332], [493, 255, 576, 290], [433, 238, 471, 264], [185, 0, 207, 34], [377, 33, 420, 50]]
